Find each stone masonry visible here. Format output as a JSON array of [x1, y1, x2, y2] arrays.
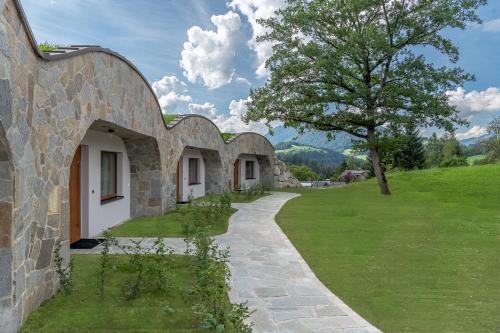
[[0, 0, 297, 331]]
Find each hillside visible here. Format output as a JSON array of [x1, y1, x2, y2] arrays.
[[275, 142, 345, 178]]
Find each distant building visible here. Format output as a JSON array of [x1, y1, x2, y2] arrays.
[[340, 170, 370, 183]]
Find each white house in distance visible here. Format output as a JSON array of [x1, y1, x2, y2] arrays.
[[234, 154, 260, 190]]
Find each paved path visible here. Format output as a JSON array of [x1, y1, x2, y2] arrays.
[[72, 192, 380, 333]]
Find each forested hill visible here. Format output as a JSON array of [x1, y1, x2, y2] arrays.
[[275, 142, 345, 178]]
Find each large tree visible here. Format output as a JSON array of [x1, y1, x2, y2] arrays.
[[245, 0, 485, 194]]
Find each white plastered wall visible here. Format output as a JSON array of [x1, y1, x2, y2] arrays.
[[180, 148, 205, 202], [80, 129, 131, 237], [238, 154, 260, 189]]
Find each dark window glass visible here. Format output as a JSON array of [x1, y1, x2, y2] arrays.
[[101, 151, 117, 200], [188, 158, 199, 184], [245, 160, 254, 179]]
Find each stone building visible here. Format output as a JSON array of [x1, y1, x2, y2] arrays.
[[0, 0, 298, 331]]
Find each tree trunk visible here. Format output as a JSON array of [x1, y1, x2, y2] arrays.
[[367, 128, 391, 195]]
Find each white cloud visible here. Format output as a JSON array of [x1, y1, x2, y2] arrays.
[[483, 19, 500, 32], [187, 102, 218, 117], [229, 0, 286, 78], [152, 75, 192, 113], [446, 87, 500, 116], [185, 98, 269, 135], [455, 125, 488, 140], [180, 11, 241, 89], [217, 98, 269, 134], [235, 76, 252, 86]]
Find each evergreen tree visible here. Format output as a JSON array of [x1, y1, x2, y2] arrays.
[[425, 133, 444, 167], [399, 126, 426, 170]]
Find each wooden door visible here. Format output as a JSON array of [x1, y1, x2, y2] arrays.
[[70, 146, 81, 243], [176, 160, 180, 202], [233, 159, 240, 191]]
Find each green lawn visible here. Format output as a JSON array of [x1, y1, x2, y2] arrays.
[[195, 192, 270, 204], [108, 207, 236, 237], [21, 255, 205, 332], [276, 164, 500, 333]]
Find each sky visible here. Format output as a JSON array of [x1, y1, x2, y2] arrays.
[[21, 0, 500, 140]]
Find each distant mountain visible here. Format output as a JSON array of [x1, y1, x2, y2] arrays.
[[267, 126, 354, 152], [275, 142, 346, 178], [459, 133, 493, 146]]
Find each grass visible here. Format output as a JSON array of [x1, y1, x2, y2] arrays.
[[163, 114, 179, 124], [467, 154, 487, 165], [276, 164, 500, 333], [195, 192, 270, 204], [38, 42, 65, 52], [222, 133, 236, 140], [21, 255, 207, 332], [108, 207, 236, 237]]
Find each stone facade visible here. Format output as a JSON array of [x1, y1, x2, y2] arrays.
[[0, 1, 285, 331], [274, 159, 302, 188]]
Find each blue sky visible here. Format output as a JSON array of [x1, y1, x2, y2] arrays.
[[22, 0, 500, 139]]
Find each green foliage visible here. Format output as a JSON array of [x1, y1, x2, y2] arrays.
[[276, 164, 500, 333], [163, 114, 178, 123], [190, 229, 253, 332], [21, 255, 210, 332], [108, 204, 236, 238], [424, 132, 468, 168], [222, 133, 236, 140], [276, 142, 345, 178], [288, 164, 318, 181], [98, 231, 117, 301], [38, 42, 64, 52], [246, 0, 485, 193], [53, 240, 73, 295], [397, 126, 426, 170]]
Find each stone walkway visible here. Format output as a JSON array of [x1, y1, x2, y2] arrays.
[[72, 192, 381, 333]]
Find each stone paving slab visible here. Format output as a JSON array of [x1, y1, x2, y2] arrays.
[[71, 192, 381, 332]]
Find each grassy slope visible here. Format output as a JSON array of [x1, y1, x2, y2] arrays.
[[276, 144, 326, 154], [276, 165, 500, 333], [22, 255, 205, 333], [467, 154, 487, 164], [109, 207, 236, 237]]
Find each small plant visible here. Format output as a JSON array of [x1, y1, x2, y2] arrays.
[[122, 239, 147, 300], [98, 231, 117, 301], [53, 239, 73, 295], [151, 238, 175, 291], [190, 228, 254, 332], [38, 42, 65, 52]]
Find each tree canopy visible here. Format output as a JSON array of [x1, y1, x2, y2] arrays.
[[246, 0, 486, 194]]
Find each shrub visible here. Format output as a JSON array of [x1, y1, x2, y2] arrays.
[[53, 240, 73, 295]]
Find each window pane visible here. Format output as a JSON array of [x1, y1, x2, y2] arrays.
[[188, 158, 198, 184], [245, 161, 254, 179], [101, 152, 117, 198]]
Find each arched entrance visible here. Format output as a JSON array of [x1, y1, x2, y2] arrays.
[[69, 120, 162, 243], [176, 147, 223, 202], [0, 123, 14, 331]]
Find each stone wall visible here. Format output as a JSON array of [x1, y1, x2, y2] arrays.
[[0, 0, 280, 331], [274, 159, 302, 188]]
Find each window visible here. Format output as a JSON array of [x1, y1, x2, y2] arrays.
[[101, 151, 117, 201], [188, 158, 199, 185], [245, 160, 255, 179]]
